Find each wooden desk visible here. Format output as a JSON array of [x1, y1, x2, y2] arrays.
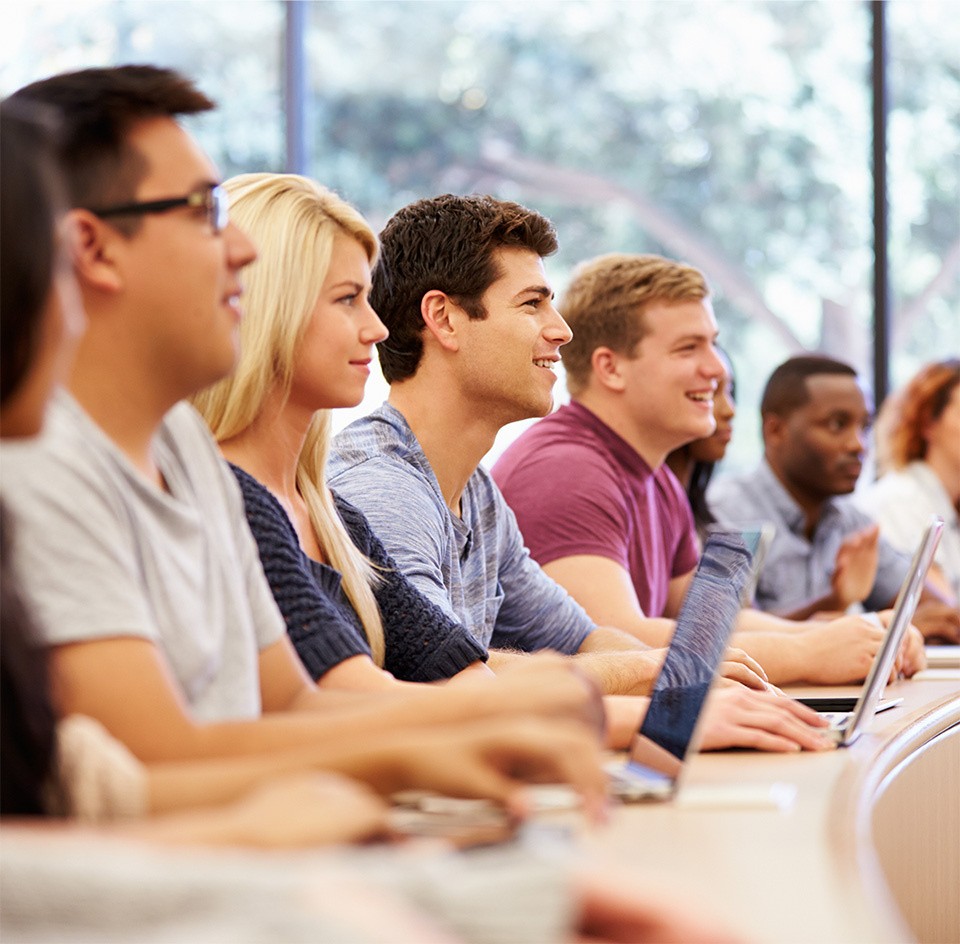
[[576, 672, 960, 943]]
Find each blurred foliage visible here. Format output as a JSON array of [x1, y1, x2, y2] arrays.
[[3, 0, 957, 467]]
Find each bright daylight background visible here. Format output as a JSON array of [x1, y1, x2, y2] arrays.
[[3, 0, 957, 472]]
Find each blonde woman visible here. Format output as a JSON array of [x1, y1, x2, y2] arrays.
[[193, 174, 488, 689]]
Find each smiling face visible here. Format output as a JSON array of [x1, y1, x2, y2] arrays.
[[456, 247, 572, 426], [288, 233, 388, 411], [687, 359, 736, 465], [114, 117, 257, 401], [616, 298, 725, 463], [767, 373, 872, 503]]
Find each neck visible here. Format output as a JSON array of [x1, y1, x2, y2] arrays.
[[923, 448, 960, 508], [574, 390, 670, 470], [388, 378, 499, 515], [665, 447, 694, 488], [765, 454, 824, 538], [218, 387, 312, 501], [68, 341, 176, 487]]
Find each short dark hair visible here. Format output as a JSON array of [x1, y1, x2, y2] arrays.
[[760, 354, 858, 418], [0, 98, 66, 406], [8, 65, 214, 231], [372, 194, 558, 383]]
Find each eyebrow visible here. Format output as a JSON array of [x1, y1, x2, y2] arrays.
[[328, 280, 365, 291], [512, 285, 554, 301], [671, 331, 718, 344]]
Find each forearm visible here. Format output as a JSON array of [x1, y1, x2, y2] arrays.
[[571, 650, 665, 697], [144, 736, 408, 814], [735, 608, 808, 634], [602, 696, 648, 750], [727, 631, 807, 686], [486, 649, 528, 670], [577, 625, 654, 653]]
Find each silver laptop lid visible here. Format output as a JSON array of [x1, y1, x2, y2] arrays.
[[626, 528, 765, 783], [841, 515, 944, 744]]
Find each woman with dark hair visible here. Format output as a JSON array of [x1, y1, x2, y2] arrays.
[[857, 359, 960, 607], [665, 346, 736, 541], [0, 98, 84, 816]]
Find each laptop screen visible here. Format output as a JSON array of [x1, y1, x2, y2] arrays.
[[635, 529, 763, 763], [843, 515, 944, 740]]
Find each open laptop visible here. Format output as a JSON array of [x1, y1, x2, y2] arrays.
[[609, 527, 766, 802], [796, 516, 944, 746]]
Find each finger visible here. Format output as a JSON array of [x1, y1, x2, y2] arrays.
[[774, 694, 830, 727], [733, 729, 804, 753], [746, 707, 836, 751], [728, 648, 768, 682], [720, 661, 767, 691], [492, 729, 609, 821]]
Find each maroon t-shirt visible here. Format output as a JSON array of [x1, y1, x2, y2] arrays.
[[492, 401, 699, 618]]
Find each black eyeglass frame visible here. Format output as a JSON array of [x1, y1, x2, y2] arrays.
[[86, 184, 229, 234]]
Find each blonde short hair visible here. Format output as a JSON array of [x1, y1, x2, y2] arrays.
[[560, 253, 709, 396], [193, 173, 385, 665]]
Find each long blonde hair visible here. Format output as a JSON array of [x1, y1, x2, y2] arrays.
[[193, 173, 385, 665]]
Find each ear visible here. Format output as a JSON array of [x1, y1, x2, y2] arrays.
[[420, 290, 460, 354], [67, 209, 124, 295], [762, 412, 785, 447], [590, 346, 627, 393]]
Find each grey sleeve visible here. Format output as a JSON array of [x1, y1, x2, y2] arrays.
[[328, 458, 460, 621], [2, 442, 158, 646], [490, 494, 594, 654]]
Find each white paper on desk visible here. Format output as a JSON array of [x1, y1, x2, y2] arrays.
[[913, 668, 960, 680], [923, 645, 960, 669]]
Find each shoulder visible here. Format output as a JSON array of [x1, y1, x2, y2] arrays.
[[2, 395, 129, 519], [831, 495, 877, 530], [654, 463, 695, 512], [331, 490, 376, 545], [330, 412, 442, 515], [493, 411, 623, 496], [227, 464, 296, 536], [329, 406, 413, 474], [706, 467, 756, 515]]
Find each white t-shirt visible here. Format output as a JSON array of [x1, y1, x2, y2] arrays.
[[1, 392, 285, 722], [856, 460, 960, 601]]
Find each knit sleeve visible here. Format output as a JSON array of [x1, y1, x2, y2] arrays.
[[334, 494, 488, 681], [231, 466, 373, 680]]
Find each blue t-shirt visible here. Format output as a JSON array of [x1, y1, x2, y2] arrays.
[[328, 403, 594, 654]]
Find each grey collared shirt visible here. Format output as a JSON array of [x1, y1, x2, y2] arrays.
[[707, 459, 909, 613]]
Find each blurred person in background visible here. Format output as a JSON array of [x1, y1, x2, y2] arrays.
[[856, 358, 960, 631]]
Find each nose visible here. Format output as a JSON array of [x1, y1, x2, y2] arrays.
[[545, 302, 573, 346], [703, 344, 725, 384], [717, 388, 736, 421], [225, 221, 258, 270], [847, 425, 867, 454], [360, 300, 389, 345]]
